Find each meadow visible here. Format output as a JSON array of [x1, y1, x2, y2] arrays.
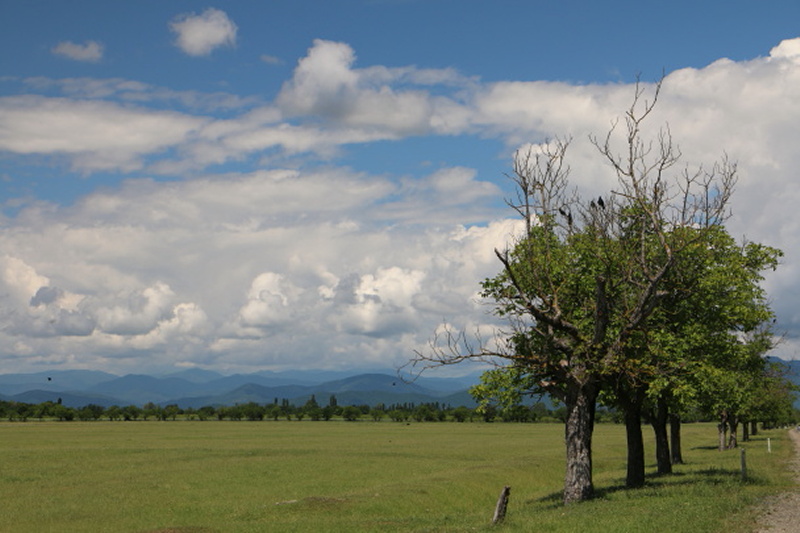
[[0, 420, 793, 533]]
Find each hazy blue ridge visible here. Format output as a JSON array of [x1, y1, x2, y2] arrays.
[[0, 369, 482, 409]]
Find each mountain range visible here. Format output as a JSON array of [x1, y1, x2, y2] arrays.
[[0, 368, 482, 409], [2, 357, 799, 410]]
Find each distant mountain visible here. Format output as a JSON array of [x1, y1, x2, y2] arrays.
[[5, 359, 797, 410], [0, 370, 117, 396], [161, 368, 223, 384], [170, 375, 479, 409], [86, 375, 202, 404], [0, 369, 481, 409], [9, 389, 121, 408]]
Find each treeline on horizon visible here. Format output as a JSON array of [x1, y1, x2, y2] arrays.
[[3, 393, 798, 427]]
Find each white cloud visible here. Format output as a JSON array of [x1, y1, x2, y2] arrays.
[[20, 77, 257, 111], [51, 40, 104, 62], [770, 37, 800, 60], [260, 54, 282, 65], [93, 282, 177, 336], [330, 267, 426, 337], [0, 96, 207, 171], [6, 36, 800, 371], [170, 8, 238, 57], [276, 39, 473, 136], [0, 161, 509, 372], [237, 272, 298, 329]]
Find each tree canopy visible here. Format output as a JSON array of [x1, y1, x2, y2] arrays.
[[411, 80, 790, 504]]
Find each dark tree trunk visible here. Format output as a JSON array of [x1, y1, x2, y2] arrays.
[[562, 380, 598, 504], [619, 387, 646, 488], [727, 416, 739, 449], [718, 412, 728, 452], [742, 419, 750, 442], [669, 413, 684, 465], [750, 421, 758, 436], [650, 396, 671, 475]]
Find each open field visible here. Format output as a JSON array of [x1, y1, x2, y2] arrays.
[[0, 421, 793, 532]]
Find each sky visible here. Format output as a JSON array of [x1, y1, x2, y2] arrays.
[[1, 1, 800, 376]]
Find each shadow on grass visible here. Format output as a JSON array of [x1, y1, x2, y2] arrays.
[[529, 466, 766, 508]]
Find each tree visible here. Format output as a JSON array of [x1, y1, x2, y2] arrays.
[[412, 80, 738, 503], [450, 406, 473, 422], [106, 405, 122, 421], [341, 406, 361, 421], [304, 395, 320, 412], [123, 405, 142, 421], [614, 224, 782, 480], [241, 402, 265, 421]]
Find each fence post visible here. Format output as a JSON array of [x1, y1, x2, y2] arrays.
[[492, 486, 511, 525], [740, 447, 747, 481]]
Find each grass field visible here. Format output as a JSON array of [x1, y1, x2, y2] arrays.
[[0, 420, 793, 532]]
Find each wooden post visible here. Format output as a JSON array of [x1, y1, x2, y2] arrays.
[[767, 438, 772, 453], [492, 485, 511, 525], [740, 447, 747, 481]]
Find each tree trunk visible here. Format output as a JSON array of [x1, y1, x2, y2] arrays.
[[750, 420, 758, 436], [718, 412, 728, 452], [620, 388, 646, 488], [562, 380, 598, 504], [742, 419, 750, 442], [650, 396, 671, 475], [669, 413, 684, 465], [727, 416, 739, 449]]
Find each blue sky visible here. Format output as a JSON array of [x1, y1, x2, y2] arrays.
[[1, 1, 800, 375]]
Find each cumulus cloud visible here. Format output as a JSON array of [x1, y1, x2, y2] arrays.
[[0, 160, 509, 372], [330, 267, 426, 337], [276, 39, 473, 136], [5, 36, 800, 371], [770, 37, 800, 60], [237, 272, 298, 329], [170, 8, 238, 56], [51, 40, 104, 62]]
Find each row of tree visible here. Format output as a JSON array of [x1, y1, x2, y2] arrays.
[[0, 396, 596, 423], [5, 395, 792, 426], [411, 81, 797, 504]]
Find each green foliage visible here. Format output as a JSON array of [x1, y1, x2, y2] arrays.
[[341, 405, 361, 421]]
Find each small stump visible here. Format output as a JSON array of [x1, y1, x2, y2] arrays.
[[492, 485, 511, 525]]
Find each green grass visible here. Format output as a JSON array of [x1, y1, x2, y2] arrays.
[[0, 421, 793, 532]]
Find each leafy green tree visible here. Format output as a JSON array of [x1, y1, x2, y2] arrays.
[[388, 409, 408, 422], [752, 363, 797, 429], [123, 405, 142, 421], [341, 406, 361, 421], [197, 405, 216, 421], [106, 405, 122, 421], [304, 395, 320, 410], [237, 402, 263, 421], [413, 81, 739, 503], [608, 225, 782, 482], [52, 403, 73, 421], [450, 406, 472, 422], [77, 404, 104, 421]]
